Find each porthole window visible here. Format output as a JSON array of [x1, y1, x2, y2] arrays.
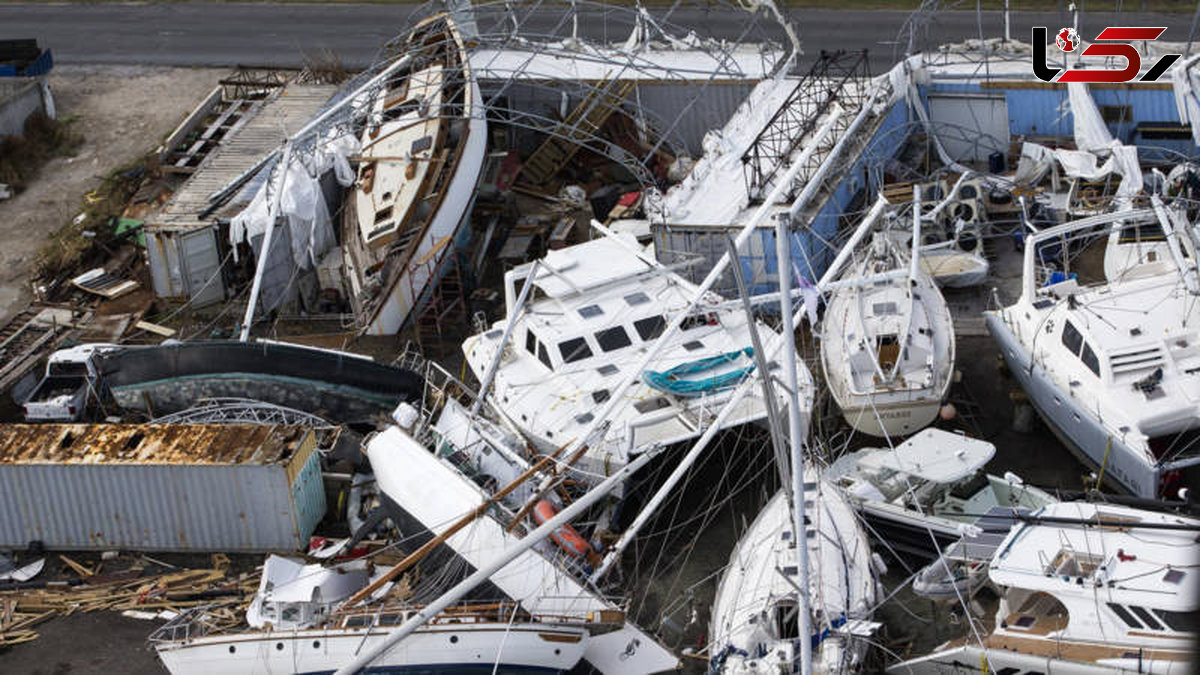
[[450, 635, 459, 644]]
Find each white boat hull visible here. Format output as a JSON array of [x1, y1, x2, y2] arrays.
[[156, 621, 588, 674], [986, 311, 1160, 498], [839, 398, 943, 438]]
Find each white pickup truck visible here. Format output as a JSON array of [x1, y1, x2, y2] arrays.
[[21, 344, 115, 422]]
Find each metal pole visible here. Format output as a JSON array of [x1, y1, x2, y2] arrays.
[[469, 261, 540, 417], [333, 443, 665, 675], [910, 184, 923, 284], [776, 216, 811, 675], [239, 140, 292, 342], [725, 234, 792, 494], [1003, 0, 1010, 43]]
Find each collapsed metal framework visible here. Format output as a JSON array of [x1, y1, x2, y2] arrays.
[[150, 397, 331, 427], [742, 49, 870, 203], [203, 1, 792, 336]]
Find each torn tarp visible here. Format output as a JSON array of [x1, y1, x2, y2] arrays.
[[229, 132, 359, 272], [1172, 54, 1200, 146]]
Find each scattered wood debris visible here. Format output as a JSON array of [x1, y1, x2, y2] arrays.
[[0, 553, 257, 647]]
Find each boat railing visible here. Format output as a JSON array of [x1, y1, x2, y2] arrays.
[[148, 605, 223, 645], [332, 601, 620, 631]]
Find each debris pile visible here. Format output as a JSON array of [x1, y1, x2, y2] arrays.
[[0, 552, 256, 647]]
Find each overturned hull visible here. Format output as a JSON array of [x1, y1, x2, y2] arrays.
[[365, 424, 679, 674]]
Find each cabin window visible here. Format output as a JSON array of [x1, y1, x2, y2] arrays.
[[634, 315, 667, 341], [592, 389, 610, 404], [374, 207, 393, 224], [537, 342, 552, 369], [872, 302, 898, 315], [558, 337, 593, 364], [578, 304, 604, 319], [525, 330, 538, 356], [382, 99, 421, 123], [681, 313, 716, 330], [411, 135, 433, 154], [1061, 321, 1084, 355], [1118, 222, 1166, 244], [596, 364, 619, 376], [1107, 603, 1143, 629], [634, 397, 671, 414], [1081, 343, 1101, 377], [623, 292, 650, 307], [1154, 609, 1198, 632], [683, 340, 704, 352], [595, 326, 632, 352], [1129, 606, 1164, 630]]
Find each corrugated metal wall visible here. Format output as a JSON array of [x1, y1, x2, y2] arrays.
[[0, 435, 325, 552], [925, 81, 1194, 157], [482, 80, 755, 157]]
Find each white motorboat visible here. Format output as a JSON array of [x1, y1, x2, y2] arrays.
[[462, 231, 814, 486], [891, 502, 1199, 674], [985, 203, 1200, 498], [825, 428, 1055, 558], [821, 230, 956, 437], [341, 13, 487, 335]]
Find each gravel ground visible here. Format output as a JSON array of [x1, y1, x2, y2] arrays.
[[0, 64, 226, 325]]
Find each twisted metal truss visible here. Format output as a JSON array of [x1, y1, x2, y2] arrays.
[[151, 397, 332, 427]]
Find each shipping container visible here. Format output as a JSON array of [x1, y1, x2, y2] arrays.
[[0, 423, 327, 552]]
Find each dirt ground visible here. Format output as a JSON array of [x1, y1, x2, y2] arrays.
[[0, 64, 226, 325]]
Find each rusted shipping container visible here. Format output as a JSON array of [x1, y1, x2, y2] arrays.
[[0, 423, 327, 552]]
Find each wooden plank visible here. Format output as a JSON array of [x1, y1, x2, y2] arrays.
[[133, 320, 177, 337], [157, 86, 224, 163]]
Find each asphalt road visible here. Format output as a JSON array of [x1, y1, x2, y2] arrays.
[[0, 3, 1194, 73]]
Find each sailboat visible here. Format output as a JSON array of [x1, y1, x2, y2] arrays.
[[708, 474, 880, 673], [341, 12, 487, 335], [820, 224, 956, 438]]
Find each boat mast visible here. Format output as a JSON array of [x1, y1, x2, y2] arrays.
[[724, 235, 793, 502], [776, 216, 812, 675], [332, 443, 666, 675]]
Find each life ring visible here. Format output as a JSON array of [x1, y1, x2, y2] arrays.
[[533, 500, 592, 559]]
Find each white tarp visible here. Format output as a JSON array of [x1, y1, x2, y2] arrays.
[[230, 132, 360, 270], [1064, 82, 1143, 203], [1172, 54, 1200, 146], [1012, 142, 1054, 186], [1068, 82, 1115, 153]]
